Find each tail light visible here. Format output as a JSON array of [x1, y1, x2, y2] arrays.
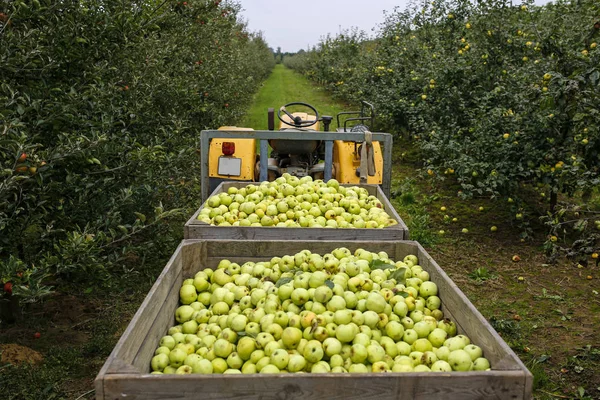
[[222, 142, 235, 156]]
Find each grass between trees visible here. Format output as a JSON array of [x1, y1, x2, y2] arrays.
[[240, 64, 349, 129]]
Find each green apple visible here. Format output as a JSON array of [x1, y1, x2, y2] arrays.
[[445, 335, 470, 351], [168, 348, 187, 368], [308, 360, 329, 373], [448, 349, 473, 371], [326, 295, 347, 312], [413, 321, 432, 338], [303, 340, 324, 363], [367, 344, 386, 363], [291, 288, 309, 306], [322, 337, 343, 357], [193, 358, 213, 374], [349, 343, 368, 363], [352, 332, 371, 347], [428, 328, 448, 348], [419, 281, 438, 298], [213, 338, 233, 358], [181, 319, 198, 335], [175, 305, 195, 323], [175, 365, 193, 374], [403, 329, 418, 345], [256, 332, 275, 349], [363, 310, 379, 329], [160, 335, 176, 350], [435, 346, 450, 361], [179, 284, 198, 305], [212, 268, 233, 286], [473, 357, 491, 371], [241, 361, 257, 374], [431, 360, 452, 372], [266, 349, 287, 370], [463, 344, 483, 361], [336, 323, 358, 343], [151, 353, 169, 371], [236, 337, 256, 360], [438, 318, 457, 336], [155, 346, 171, 356], [313, 286, 333, 303], [308, 271, 327, 288], [348, 363, 369, 373], [211, 358, 228, 373], [412, 338, 433, 353], [396, 341, 412, 356], [385, 321, 405, 341], [366, 292, 386, 313], [287, 354, 307, 372]]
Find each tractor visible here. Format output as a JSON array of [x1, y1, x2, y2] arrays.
[[205, 101, 388, 196]]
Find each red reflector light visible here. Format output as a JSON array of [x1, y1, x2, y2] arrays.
[[222, 142, 235, 156]]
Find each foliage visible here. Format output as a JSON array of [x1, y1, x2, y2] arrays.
[[467, 267, 497, 282], [0, 0, 274, 316], [285, 0, 599, 252]]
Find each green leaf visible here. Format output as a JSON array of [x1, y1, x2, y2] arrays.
[[275, 277, 293, 287], [390, 267, 408, 282], [590, 70, 599, 85], [371, 259, 396, 270], [573, 219, 587, 232], [537, 354, 550, 363], [134, 212, 146, 222], [325, 280, 334, 289]]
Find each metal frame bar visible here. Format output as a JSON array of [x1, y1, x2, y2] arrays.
[[200, 130, 393, 202]]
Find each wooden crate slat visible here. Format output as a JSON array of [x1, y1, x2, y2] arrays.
[[101, 371, 529, 400], [200, 240, 399, 262]]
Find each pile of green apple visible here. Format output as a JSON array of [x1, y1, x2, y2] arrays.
[[196, 174, 398, 228], [151, 248, 491, 374]]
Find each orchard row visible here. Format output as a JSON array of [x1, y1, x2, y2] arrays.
[[285, 0, 599, 244], [0, 0, 275, 307]]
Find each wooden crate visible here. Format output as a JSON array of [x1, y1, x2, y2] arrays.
[[185, 182, 409, 240], [95, 239, 532, 400]]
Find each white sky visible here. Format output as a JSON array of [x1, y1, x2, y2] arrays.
[[239, 0, 406, 53], [238, 0, 550, 53]]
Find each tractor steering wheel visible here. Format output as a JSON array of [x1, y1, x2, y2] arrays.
[[278, 102, 320, 128]]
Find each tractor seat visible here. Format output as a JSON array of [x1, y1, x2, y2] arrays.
[[269, 112, 320, 155]]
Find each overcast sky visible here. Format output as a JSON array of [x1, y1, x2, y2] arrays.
[[238, 0, 550, 53], [239, 0, 406, 53]]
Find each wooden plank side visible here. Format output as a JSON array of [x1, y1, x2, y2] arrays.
[[415, 242, 529, 373], [186, 225, 406, 241], [101, 371, 528, 400], [181, 240, 206, 278], [102, 241, 185, 370], [202, 240, 399, 260], [375, 185, 410, 239], [131, 269, 182, 372], [184, 182, 408, 240]]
